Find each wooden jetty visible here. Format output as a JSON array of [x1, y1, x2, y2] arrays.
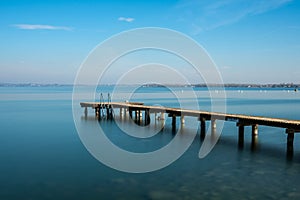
[[80, 101, 300, 156]]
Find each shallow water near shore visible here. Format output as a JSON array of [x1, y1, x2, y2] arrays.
[[1, 86, 300, 199]]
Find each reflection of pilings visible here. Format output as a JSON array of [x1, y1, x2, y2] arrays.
[[251, 134, 258, 151]]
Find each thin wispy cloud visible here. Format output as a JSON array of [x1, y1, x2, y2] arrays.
[[175, 0, 293, 34], [12, 24, 72, 31], [118, 17, 134, 23], [221, 66, 232, 70]]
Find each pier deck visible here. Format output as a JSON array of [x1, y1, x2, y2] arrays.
[[80, 101, 300, 156]]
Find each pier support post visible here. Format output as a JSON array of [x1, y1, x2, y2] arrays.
[[135, 110, 138, 121], [138, 110, 141, 125], [129, 109, 133, 120], [238, 125, 245, 149], [140, 110, 143, 120], [252, 124, 258, 136], [84, 107, 88, 117], [200, 117, 206, 141], [124, 108, 127, 118], [211, 119, 217, 141], [286, 129, 295, 157], [181, 115, 185, 125], [95, 107, 99, 116], [172, 114, 176, 133], [120, 108, 123, 117], [145, 109, 150, 125], [105, 105, 113, 120], [106, 107, 109, 120], [160, 112, 165, 120], [211, 119, 216, 131], [96, 107, 101, 120], [251, 124, 259, 151]]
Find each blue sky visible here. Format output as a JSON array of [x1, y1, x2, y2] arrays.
[[0, 0, 300, 84]]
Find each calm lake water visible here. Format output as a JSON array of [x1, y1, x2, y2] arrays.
[[1, 86, 300, 199]]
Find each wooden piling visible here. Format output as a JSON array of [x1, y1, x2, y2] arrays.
[[211, 119, 216, 131], [95, 107, 99, 117], [137, 110, 141, 125], [145, 109, 150, 125], [160, 112, 165, 120], [129, 109, 133, 119], [252, 124, 258, 136], [286, 129, 295, 156], [200, 117, 206, 141], [181, 115, 185, 125], [124, 108, 127, 117], [84, 107, 88, 117], [172, 114, 176, 132], [237, 124, 245, 149], [106, 107, 109, 120]]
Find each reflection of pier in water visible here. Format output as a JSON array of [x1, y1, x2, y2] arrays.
[[80, 102, 300, 157]]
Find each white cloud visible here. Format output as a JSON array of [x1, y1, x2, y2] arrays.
[[12, 24, 72, 31], [118, 17, 135, 23]]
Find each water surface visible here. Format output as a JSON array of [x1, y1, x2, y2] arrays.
[[1, 86, 300, 199]]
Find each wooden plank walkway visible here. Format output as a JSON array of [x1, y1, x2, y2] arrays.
[[80, 101, 300, 156]]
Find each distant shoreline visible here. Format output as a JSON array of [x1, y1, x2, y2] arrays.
[[0, 83, 299, 89]]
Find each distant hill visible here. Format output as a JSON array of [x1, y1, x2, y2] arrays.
[[0, 83, 299, 88]]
